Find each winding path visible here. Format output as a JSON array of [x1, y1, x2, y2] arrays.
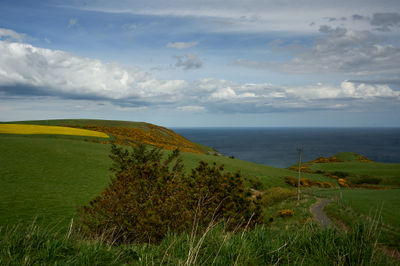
[[311, 198, 334, 228]]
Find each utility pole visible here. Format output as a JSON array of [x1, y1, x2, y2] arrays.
[[297, 148, 302, 202]]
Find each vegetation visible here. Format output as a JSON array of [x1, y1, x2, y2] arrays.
[[1, 218, 396, 265], [0, 124, 109, 138], [78, 143, 263, 244], [1, 119, 400, 264], [285, 176, 335, 188], [1, 119, 210, 154], [0, 133, 332, 227]]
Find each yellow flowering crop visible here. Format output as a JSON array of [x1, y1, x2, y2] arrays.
[[0, 124, 109, 138]]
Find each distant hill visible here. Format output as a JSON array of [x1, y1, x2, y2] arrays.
[[1, 119, 211, 154]]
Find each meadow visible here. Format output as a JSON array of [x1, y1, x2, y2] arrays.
[[1, 120, 399, 264], [0, 133, 334, 227]]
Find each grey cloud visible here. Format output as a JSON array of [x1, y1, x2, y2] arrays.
[[238, 26, 400, 76], [174, 53, 202, 70], [371, 12, 400, 31], [352, 14, 367, 20], [371, 12, 400, 26]]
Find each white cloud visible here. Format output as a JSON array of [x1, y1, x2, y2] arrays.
[[176, 105, 206, 112], [0, 40, 187, 101], [0, 28, 26, 42], [0, 36, 398, 114], [174, 53, 202, 70], [167, 42, 198, 49]]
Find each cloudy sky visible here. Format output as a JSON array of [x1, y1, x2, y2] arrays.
[[1, 0, 400, 127]]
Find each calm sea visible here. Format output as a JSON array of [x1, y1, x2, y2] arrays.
[[173, 128, 400, 168]]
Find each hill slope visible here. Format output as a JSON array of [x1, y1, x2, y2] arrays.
[[0, 120, 332, 226], [1, 119, 211, 154]]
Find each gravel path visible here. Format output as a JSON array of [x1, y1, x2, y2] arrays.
[[311, 198, 334, 228]]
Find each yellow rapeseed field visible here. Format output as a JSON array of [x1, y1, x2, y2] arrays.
[[0, 124, 109, 138]]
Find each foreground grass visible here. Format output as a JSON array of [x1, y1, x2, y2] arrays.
[[0, 218, 396, 265]]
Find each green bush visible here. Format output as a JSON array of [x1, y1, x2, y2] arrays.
[[78, 143, 263, 244], [262, 187, 295, 205]]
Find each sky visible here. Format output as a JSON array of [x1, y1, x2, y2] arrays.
[[0, 0, 400, 127]]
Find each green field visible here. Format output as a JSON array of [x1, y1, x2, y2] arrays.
[[0, 133, 332, 227], [1, 120, 400, 264], [314, 188, 400, 228]]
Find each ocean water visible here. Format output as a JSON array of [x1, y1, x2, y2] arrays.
[[173, 128, 400, 168]]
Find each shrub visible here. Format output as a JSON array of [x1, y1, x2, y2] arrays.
[[78, 143, 263, 244], [262, 187, 295, 205], [78, 144, 190, 244], [185, 161, 263, 231], [285, 176, 334, 188], [338, 178, 349, 187], [278, 209, 294, 217]]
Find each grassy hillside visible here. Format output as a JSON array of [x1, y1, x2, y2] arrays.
[[1, 119, 211, 154], [0, 132, 332, 227]]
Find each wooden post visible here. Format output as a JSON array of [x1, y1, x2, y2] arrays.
[[297, 148, 302, 202]]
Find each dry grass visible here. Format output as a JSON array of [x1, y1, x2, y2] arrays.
[[0, 124, 109, 138]]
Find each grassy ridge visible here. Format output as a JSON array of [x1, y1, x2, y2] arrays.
[[2, 119, 212, 154]]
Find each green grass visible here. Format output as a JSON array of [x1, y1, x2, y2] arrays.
[[310, 162, 400, 184], [313, 188, 400, 228], [305, 152, 400, 186], [315, 189, 400, 249], [179, 152, 335, 189], [0, 134, 112, 228], [1, 218, 395, 265], [0, 133, 332, 228]]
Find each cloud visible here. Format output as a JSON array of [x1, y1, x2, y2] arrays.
[[176, 105, 206, 112], [174, 53, 202, 70], [65, 0, 400, 33], [371, 12, 400, 31], [352, 14, 367, 20], [167, 41, 198, 49], [122, 24, 137, 31], [237, 26, 400, 75], [0, 36, 398, 114], [0, 28, 26, 42], [68, 18, 79, 28], [0, 40, 187, 103]]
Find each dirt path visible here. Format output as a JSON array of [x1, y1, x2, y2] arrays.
[[311, 198, 334, 228]]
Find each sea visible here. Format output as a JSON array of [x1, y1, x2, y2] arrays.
[[173, 128, 400, 168]]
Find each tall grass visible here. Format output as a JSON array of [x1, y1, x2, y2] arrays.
[[0, 217, 396, 265]]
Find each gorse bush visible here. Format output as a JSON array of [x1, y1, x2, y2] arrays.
[[186, 161, 263, 231], [262, 187, 295, 205], [78, 143, 263, 244]]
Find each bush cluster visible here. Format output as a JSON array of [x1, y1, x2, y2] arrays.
[[78, 143, 263, 244], [285, 176, 334, 188], [261, 187, 295, 205]]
